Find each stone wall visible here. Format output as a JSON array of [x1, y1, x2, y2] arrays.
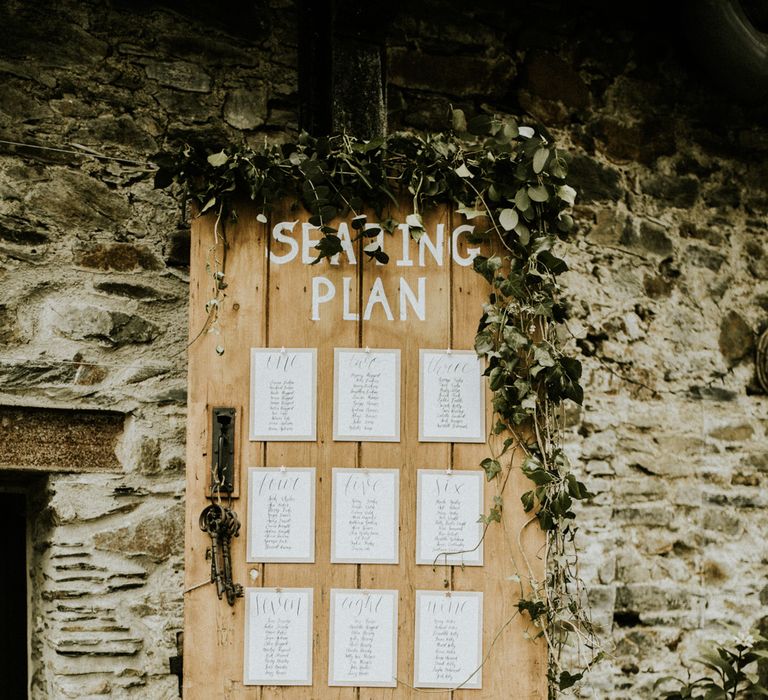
[[386, 1, 768, 696], [0, 1, 295, 697], [1, 0, 767, 698]]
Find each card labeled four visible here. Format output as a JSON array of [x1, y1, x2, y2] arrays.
[[419, 350, 485, 443], [244, 588, 313, 686], [328, 589, 398, 687], [331, 468, 399, 564], [416, 469, 484, 566], [250, 348, 317, 441], [414, 590, 483, 689], [247, 467, 315, 563], [333, 348, 400, 442]]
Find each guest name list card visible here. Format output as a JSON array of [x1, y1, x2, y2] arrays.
[[250, 348, 316, 441], [247, 468, 315, 563], [331, 468, 399, 564], [416, 470, 484, 566], [243, 588, 313, 686], [419, 350, 485, 443], [333, 348, 400, 442], [328, 589, 398, 687], [414, 591, 483, 689]]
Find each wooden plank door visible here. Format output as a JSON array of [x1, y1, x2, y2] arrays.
[[184, 204, 546, 699]]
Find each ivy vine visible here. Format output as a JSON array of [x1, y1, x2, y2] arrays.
[[154, 110, 600, 696]]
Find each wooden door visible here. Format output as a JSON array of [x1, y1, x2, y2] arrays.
[[184, 203, 546, 698]]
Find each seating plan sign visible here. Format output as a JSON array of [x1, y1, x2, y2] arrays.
[[185, 204, 545, 698]]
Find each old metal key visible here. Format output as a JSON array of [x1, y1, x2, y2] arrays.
[[199, 504, 226, 599]]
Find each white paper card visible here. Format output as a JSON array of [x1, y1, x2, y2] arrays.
[[247, 468, 315, 563], [414, 591, 483, 689], [250, 348, 317, 441], [416, 470, 484, 566], [333, 348, 400, 442], [244, 588, 313, 686], [419, 350, 485, 443], [331, 468, 399, 564], [328, 589, 398, 687]]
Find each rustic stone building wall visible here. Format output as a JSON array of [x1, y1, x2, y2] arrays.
[[0, 1, 295, 697], [1, 1, 767, 698]]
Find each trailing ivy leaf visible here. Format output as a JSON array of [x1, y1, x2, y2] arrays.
[[373, 249, 389, 264], [566, 474, 594, 500], [455, 163, 473, 178], [557, 184, 577, 206], [518, 126, 535, 138], [207, 151, 228, 167], [351, 214, 367, 230], [534, 345, 556, 367], [480, 458, 501, 480], [538, 250, 569, 275], [521, 490, 536, 512], [200, 196, 217, 214], [559, 671, 583, 690], [153, 168, 174, 189], [475, 330, 495, 355]]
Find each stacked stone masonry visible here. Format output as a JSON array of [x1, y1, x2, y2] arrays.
[[1, 0, 766, 697]]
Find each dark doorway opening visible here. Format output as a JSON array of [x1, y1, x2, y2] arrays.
[[0, 492, 28, 699]]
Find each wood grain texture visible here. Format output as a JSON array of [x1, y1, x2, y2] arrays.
[[184, 204, 546, 699]]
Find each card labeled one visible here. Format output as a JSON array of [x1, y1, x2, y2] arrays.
[[250, 348, 317, 441], [247, 468, 315, 563], [416, 470, 484, 566], [244, 588, 313, 686], [328, 589, 398, 687], [333, 348, 400, 442], [419, 350, 485, 443], [331, 468, 399, 564], [414, 591, 483, 689]]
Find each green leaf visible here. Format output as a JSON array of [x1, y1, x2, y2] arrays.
[[351, 215, 367, 230], [528, 184, 549, 202], [207, 150, 228, 167], [455, 163, 473, 178], [499, 208, 519, 231], [557, 184, 577, 206], [452, 108, 468, 132], [533, 147, 550, 174], [474, 331, 495, 355], [558, 671, 583, 690], [480, 458, 501, 480], [200, 196, 217, 214]]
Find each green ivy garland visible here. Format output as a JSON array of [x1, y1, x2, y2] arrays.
[[155, 111, 600, 696]]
